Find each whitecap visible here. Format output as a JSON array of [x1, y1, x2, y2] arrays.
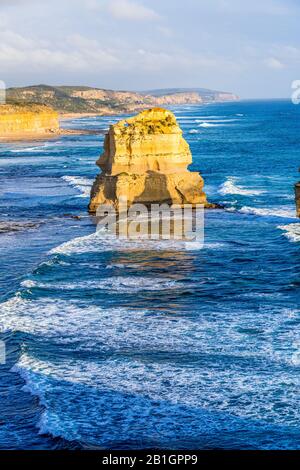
[[49, 230, 205, 256], [3, 293, 300, 447], [278, 223, 300, 242], [21, 279, 36, 288], [219, 177, 265, 196], [20, 277, 184, 293], [62, 176, 94, 198], [194, 115, 226, 119], [198, 122, 218, 128], [188, 129, 198, 134], [196, 119, 237, 123], [9, 142, 57, 154], [239, 206, 296, 219]]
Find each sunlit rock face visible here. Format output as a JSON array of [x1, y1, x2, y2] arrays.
[[89, 108, 208, 212], [0, 104, 59, 135]]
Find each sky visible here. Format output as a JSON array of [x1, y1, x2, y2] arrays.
[[0, 0, 299, 98]]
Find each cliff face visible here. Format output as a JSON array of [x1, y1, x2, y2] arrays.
[[89, 108, 208, 212], [151, 92, 202, 106], [0, 104, 59, 135]]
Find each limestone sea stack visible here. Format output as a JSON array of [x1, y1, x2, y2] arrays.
[[89, 108, 209, 213]]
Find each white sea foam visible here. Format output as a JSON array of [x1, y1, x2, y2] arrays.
[[194, 115, 226, 119], [0, 296, 222, 353], [13, 350, 299, 448], [3, 291, 300, 447], [188, 129, 199, 134], [9, 142, 61, 154], [10, 147, 40, 153], [49, 230, 205, 256], [9, 144, 51, 153], [278, 223, 300, 242], [21, 280, 36, 288], [239, 206, 296, 219], [196, 119, 237, 123], [11, 353, 257, 447], [219, 177, 265, 196], [203, 242, 226, 249], [62, 176, 93, 198], [198, 122, 218, 128], [20, 276, 183, 292]]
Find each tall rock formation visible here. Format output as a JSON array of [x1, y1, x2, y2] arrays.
[[89, 108, 208, 213]]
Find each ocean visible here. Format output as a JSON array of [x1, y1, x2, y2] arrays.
[[1, 100, 300, 449]]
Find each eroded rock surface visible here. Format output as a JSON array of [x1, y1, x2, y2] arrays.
[[89, 108, 208, 212], [0, 104, 59, 136]]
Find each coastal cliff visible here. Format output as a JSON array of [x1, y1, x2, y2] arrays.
[[7, 85, 238, 116], [89, 108, 208, 212], [0, 104, 59, 136]]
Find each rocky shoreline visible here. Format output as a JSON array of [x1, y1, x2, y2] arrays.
[[0, 127, 105, 142]]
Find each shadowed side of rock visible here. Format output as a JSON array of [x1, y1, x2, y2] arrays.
[[89, 108, 209, 213]]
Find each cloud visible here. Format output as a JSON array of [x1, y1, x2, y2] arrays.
[[264, 57, 285, 69], [0, 25, 241, 88], [106, 0, 160, 21], [0, 0, 298, 96], [0, 30, 120, 72]]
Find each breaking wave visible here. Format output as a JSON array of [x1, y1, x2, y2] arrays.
[[21, 276, 184, 292], [198, 122, 218, 128], [219, 177, 265, 196], [62, 176, 93, 198], [278, 223, 300, 242], [239, 206, 296, 219], [49, 230, 206, 256]]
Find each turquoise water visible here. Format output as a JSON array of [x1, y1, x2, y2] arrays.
[[1, 100, 300, 449]]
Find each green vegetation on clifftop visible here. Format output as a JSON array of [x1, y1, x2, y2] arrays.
[[6, 85, 239, 115]]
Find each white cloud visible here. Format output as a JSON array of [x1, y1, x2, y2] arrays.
[[0, 0, 298, 96], [106, 0, 160, 21], [264, 57, 285, 69], [0, 25, 242, 84], [0, 30, 120, 72]]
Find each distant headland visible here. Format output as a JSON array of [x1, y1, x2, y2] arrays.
[[6, 85, 239, 118]]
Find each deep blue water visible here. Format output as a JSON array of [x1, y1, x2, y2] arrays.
[[1, 100, 300, 449]]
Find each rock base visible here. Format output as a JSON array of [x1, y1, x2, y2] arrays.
[[89, 171, 207, 212]]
